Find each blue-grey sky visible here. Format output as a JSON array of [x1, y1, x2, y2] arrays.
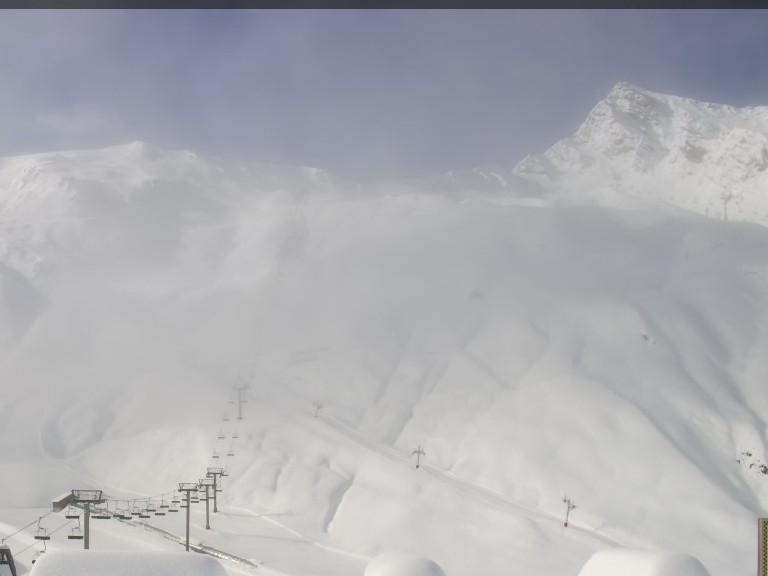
[[2, 9, 768, 181]]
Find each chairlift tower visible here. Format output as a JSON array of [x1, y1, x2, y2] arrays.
[[206, 467, 226, 513], [70, 490, 104, 549], [199, 478, 215, 530], [412, 445, 426, 469], [178, 483, 198, 552], [233, 382, 249, 420]]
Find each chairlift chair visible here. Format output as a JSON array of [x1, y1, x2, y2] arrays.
[[218, 429, 225, 440], [32, 541, 47, 564], [68, 519, 84, 540], [34, 518, 50, 541], [65, 506, 80, 519], [168, 502, 179, 513], [34, 527, 50, 541], [232, 428, 239, 439], [131, 505, 142, 516], [159, 499, 170, 509], [92, 507, 111, 520], [116, 502, 132, 520]]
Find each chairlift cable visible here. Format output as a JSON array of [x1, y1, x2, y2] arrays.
[[49, 518, 75, 536], [1, 511, 54, 542], [13, 539, 45, 557]]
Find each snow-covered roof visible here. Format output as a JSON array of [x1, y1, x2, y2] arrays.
[[364, 552, 447, 576], [578, 548, 711, 576], [29, 551, 228, 576]]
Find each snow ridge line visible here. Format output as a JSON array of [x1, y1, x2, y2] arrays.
[[115, 516, 259, 569]]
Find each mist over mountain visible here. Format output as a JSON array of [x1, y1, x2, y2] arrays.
[[1, 85, 767, 576]]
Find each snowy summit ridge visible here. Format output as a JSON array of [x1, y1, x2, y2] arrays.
[[514, 82, 768, 225]]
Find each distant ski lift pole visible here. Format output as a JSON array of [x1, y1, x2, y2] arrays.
[[412, 445, 426, 469], [233, 381, 249, 420], [562, 496, 576, 528]]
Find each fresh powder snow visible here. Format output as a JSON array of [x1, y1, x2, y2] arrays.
[[0, 84, 766, 576]]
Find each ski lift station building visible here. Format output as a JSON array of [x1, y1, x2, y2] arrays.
[[0, 545, 17, 576], [29, 550, 228, 576]]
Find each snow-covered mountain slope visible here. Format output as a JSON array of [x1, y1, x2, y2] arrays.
[[388, 163, 549, 201], [514, 82, 768, 226], [0, 141, 349, 282], [0, 134, 766, 576]]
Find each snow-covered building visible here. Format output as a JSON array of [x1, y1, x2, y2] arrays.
[[578, 548, 711, 576], [28, 551, 227, 576]]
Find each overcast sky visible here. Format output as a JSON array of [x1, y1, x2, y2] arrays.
[[2, 9, 768, 181]]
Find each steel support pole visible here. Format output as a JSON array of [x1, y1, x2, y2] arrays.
[[205, 486, 210, 530], [185, 491, 191, 551], [84, 504, 90, 550]]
